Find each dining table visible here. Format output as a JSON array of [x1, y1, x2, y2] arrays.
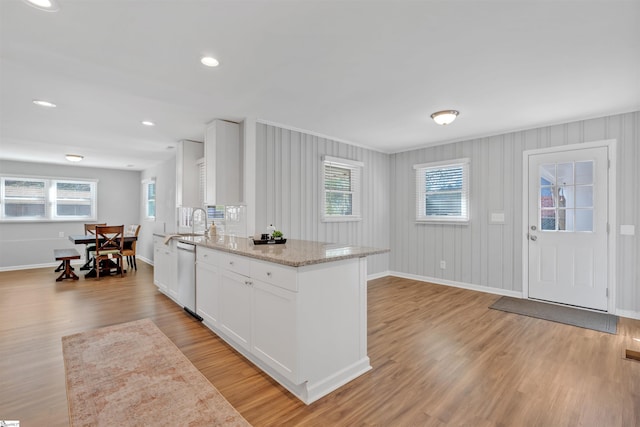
[[68, 234, 137, 278]]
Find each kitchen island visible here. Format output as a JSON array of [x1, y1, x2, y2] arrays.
[[154, 234, 388, 404]]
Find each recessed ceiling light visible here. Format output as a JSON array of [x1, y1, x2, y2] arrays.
[[65, 154, 84, 162], [33, 99, 57, 108], [126, 164, 135, 168], [430, 110, 459, 125], [22, 0, 60, 12], [201, 56, 220, 67], [141, 121, 155, 126]]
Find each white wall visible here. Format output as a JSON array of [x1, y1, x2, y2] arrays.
[[389, 111, 640, 316], [255, 123, 390, 275], [137, 156, 177, 264], [0, 160, 140, 269]]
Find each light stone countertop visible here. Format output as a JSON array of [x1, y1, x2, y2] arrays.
[[155, 233, 389, 267]]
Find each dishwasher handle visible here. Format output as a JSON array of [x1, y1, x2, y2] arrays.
[[176, 242, 196, 252]]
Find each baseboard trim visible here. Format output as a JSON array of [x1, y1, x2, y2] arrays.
[[616, 309, 640, 320], [388, 270, 524, 299], [367, 270, 390, 281], [0, 259, 87, 272]]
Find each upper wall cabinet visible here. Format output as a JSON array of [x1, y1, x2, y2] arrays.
[[176, 139, 204, 208], [205, 120, 242, 206]]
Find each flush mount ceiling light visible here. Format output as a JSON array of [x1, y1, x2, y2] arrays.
[[141, 120, 155, 126], [33, 99, 57, 108], [65, 154, 84, 162], [22, 0, 60, 12], [431, 110, 459, 125], [200, 56, 220, 67]]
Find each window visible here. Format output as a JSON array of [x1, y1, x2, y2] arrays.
[[321, 156, 363, 221], [143, 178, 156, 220], [0, 175, 97, 222], [414, 158, 469, 223]]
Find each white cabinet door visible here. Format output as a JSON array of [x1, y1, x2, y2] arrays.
[[252, 279, 299, 383], [154, 239, 178, 300], [165, 241, 178, 301], [219, 269, 252, 351], [153, 240, 168, 292], [196, 261, 219, 327], [204, 120, 241, 205]]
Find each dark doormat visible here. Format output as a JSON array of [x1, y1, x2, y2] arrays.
[[490, 296, 618, 334]]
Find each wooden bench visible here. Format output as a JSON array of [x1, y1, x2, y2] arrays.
[[54, 249, 81, 281]]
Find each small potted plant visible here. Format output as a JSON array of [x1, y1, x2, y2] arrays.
[[272, 230, 283, 241]]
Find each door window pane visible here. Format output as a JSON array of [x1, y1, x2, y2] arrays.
[[559, 186, 573, 209], [557, 163, 574, 185], [575, 186, 593, 208], [540, 187, 555, 208], [575, 161, 593, 185], [575, 209, 593, 232], [541, 209, 556, 230]]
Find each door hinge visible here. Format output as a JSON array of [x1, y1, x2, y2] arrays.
[[607, 223, 610, 233], [606, 288, 609, 297], [608, 159, 611, 169]]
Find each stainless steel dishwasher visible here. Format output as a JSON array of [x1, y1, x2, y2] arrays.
[[176, 241, 202, 321]]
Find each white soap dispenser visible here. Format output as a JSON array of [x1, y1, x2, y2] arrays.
[[267, 224, 275, 240]]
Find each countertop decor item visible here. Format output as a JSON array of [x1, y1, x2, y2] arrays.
[[252, 237, 287, 245]]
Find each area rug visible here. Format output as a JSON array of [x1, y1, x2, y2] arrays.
[[61, 318, 251, 427], [490, 296, 618, 334]]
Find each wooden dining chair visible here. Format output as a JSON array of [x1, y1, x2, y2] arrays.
[[94, 225, 125, 279], [81, 223, 106, 270], [122, 224, 141, 270]]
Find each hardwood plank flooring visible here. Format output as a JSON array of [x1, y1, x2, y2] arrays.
[[1, 265, 639, 426]]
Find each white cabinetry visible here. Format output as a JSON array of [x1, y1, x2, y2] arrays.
[[252, 279, 297, 382], [196, 249, 370, 404], [204, 120, 241, 206], [153, 236, 178, 301], [219, 269, 252, 351], [176, 139, 204, 208], [195, 247, 219, 327]]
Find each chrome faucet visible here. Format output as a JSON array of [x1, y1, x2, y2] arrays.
[[191, 207, 208, 235]]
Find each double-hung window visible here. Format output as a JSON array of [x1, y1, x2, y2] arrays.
[[0, 175, 97, 222], [322, 156, 363, 222], [414, 158, 470, 223], [143, 178, 156, 220]]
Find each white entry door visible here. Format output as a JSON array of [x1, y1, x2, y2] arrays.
[[527, 146, 609, 311]]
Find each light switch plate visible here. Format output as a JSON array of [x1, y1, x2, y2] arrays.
[[620, 225, 635, 236], [490, 212, 505, 224]]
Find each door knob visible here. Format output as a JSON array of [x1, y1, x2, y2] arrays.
[[530, 235, 537, 241]]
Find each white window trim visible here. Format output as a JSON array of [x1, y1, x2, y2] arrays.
[[0, 174, 98, 222], [321, 155, 364, 222], [414, 158, 470, 224], [142, 178, 156, 221]]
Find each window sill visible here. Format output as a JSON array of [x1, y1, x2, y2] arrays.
[[322, 216, 362, 223], [416, 219, 469, 225]]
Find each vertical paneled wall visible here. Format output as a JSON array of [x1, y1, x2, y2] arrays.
[[255, 123, 390, 275], [390, 111, 640, 314]]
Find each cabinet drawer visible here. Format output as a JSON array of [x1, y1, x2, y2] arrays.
[[219, 252, 251, 277], [196, 247, 219, 266], [251, 259, 298, 292]]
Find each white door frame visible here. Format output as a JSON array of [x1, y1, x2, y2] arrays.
[[522, 139, 617, 314]]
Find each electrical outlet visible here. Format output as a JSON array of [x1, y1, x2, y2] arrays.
[[440, 260, 446, 269], [58, 231, 64, 237]]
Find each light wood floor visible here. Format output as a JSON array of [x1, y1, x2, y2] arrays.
[[1, 263, 639, 426]]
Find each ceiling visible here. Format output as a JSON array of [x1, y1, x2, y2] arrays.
[[1, 0, 638, 171]]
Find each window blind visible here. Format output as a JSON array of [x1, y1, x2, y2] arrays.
[[322, 156, 363, 221], [414, 159, 469, 222]]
